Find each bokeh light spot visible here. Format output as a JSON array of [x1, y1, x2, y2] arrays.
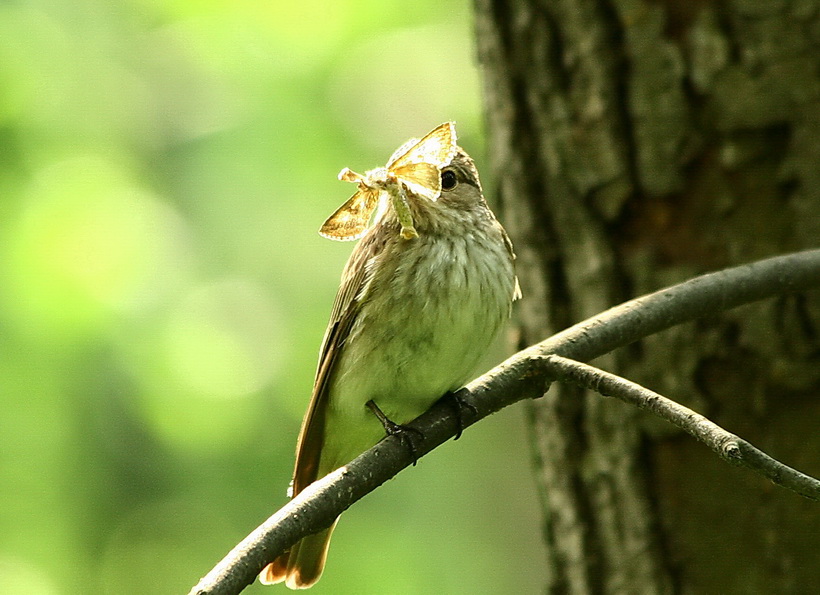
[[2, 155, 192, 340], [0, 556, 59, 595], [163, 278, 283, 400], [130, 278, 286, 453]]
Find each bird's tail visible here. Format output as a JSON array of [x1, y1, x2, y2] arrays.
[[259, 520, 338, 589]]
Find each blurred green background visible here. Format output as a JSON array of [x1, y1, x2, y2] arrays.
[[0, 1, 542, 593]]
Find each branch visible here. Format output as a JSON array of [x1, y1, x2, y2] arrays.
[[537, 354, 820, 500], [189, 249, 820, 595]]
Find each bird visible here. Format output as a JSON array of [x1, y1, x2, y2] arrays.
[[260, 122, 520, 589]]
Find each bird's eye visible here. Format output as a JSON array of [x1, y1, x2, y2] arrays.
[[441, 169, 458, 190]]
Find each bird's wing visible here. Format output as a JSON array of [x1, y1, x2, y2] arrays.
[[289, 229, 387, 495]]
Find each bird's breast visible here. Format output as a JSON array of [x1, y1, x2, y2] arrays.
[[329, 228, 515, 423]]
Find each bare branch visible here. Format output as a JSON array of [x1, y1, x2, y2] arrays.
[[537, 354, 820, 500], [189, 249, 820, 595]]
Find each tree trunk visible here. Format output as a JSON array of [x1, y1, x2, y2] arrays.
[[474, 1, 820, 593]]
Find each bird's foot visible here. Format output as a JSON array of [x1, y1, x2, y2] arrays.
[[366, 400, 425, 465], [440, 388, 477, 441]]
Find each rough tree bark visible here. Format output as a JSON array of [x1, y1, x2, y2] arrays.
[[474, 1, 820, 593]]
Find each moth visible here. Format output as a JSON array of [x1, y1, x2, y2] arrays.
[[319, 122, 458, 241]]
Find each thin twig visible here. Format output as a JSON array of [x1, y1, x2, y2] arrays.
[[537, 354, 820, 500], [189, 249, 820, 595]]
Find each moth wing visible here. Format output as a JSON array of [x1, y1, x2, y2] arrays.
[[387, 122, 458, 169], [392, 162, 442, 201], [337, 167, 364, 183], [319, 188, 379, 241], [385, 137, 421, 168]]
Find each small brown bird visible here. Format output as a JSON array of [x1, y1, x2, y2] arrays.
[[260, 123, 519, 589]]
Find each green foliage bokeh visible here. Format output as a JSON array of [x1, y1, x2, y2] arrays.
[[0, 1, 542, 593]]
